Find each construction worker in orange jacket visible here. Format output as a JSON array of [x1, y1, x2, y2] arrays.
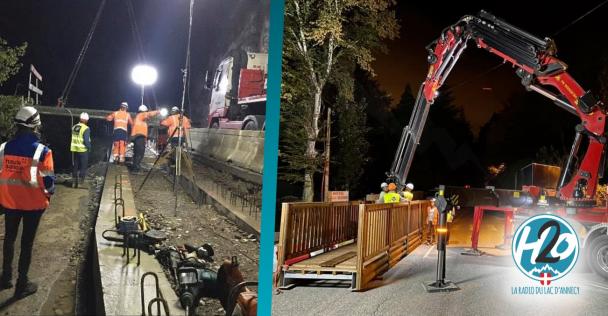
[[161, 106, 191, 148], [106, 102, 133, 163], [131, 105, 161, 172], [0, 106, 55, 298]]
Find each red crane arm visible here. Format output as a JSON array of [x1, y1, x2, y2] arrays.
[[390, 10, 606, 204]]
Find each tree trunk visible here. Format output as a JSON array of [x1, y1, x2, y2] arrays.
[[302, 89, 323, 201]]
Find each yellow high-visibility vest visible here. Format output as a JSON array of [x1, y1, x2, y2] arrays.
[[384, 192, 401, 203], [70, 123, 89, 153], [447, 208, 455, 222], [403, 191, 414, 201]]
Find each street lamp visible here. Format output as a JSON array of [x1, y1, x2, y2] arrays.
[[131, 64, 158, 106]]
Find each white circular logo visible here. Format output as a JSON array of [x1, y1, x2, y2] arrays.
[[511, 214, 579, 283]]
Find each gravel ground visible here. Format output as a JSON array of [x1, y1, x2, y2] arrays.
[[130, 170, 259, 315]]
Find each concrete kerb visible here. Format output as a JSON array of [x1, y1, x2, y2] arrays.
[[190, 128, 264, 175], [94, 165, 182, 316]]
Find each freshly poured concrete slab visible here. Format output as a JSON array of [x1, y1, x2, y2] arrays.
[[95, 165, 182, 315]]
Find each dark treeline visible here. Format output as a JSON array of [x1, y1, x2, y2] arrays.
[[318, 58, 608, 199]]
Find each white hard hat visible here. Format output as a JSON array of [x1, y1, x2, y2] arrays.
[[171, 106, 179, 113], [120, 102, 128, 108], [15, 106, 41, 128], [80, 112, 89, 121], [380, 182, 388, 189], [406, 183, 414, 190], [138, 105, 148, 112]]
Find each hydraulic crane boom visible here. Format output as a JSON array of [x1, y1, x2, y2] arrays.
[[389, 10, 606, 205]]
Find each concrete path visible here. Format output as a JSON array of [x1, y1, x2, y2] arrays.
[[95, 165, 181, 315]]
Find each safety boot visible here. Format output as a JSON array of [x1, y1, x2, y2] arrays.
[[0, 274, 13, 290], [15, 279, 37, 299]]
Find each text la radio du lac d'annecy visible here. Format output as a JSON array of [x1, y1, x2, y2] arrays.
[[510, 214, 581, 295]]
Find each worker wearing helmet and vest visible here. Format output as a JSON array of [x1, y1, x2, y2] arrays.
[[131, 105, 162, 172], [105, 102, 133, 164], [376, 182, 389, 204], [70, 112, 91, 188], [161, 106, 191, 148], [0, 106, 55, 298], [402, 183, 414, 201], [383, 183, 403, 203]]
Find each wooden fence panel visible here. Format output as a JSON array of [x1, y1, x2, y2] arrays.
[[276, 200, 428, 291], [278, 202, 360, 265], [357, 200, 429, 290]]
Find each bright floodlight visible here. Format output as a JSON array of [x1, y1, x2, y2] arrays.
[[131, 65, 158, 86], [160, 108, 168, 117]]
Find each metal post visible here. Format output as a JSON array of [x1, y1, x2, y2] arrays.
[[424, 185, 459, 292], [322, 107, 331, 201], [35, 78, 39, 105], [141, 84, 145, 106], [172, 0, 194, 216], [27, 72, 32, 104]]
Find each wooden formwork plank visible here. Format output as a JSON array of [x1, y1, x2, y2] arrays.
[[356, 204, 366, 290], [362, 254, 389, 285], [319, 251, 357, 267], [290, 243, 358, 272], [277, 203, 290, 270], [335, 255, 358, 270]]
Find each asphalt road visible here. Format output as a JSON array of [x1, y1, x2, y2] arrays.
[[272, 211, 608, 316]]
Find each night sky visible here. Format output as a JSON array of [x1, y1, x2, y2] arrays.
[[0, 0, 268, 124], [373, 1, 608, 134]]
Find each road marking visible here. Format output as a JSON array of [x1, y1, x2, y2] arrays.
[[586, 283, 608, 291], [584, 281, 608, 291], [423, 246, 453, 259]]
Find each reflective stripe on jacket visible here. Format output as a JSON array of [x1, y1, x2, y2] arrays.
[[0, 133, 55, 211], [106, 110, 132, 132], [131, 110, 159, 138], [70, 123, 89, 152], [383, 192, 401, 204]]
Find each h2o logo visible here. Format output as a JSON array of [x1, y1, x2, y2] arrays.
[[512, 214, 579, 284]]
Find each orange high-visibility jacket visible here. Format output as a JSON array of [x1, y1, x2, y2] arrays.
[[161, 114, 191, 139], [131, 110, 160, 138], [106, 110, 133, 132], [0, 133, 55, 211]]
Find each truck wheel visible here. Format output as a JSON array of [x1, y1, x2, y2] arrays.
[[588, 234, 608, 279], [243, 120, 258, 130], [211, 121, 220, 128]]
